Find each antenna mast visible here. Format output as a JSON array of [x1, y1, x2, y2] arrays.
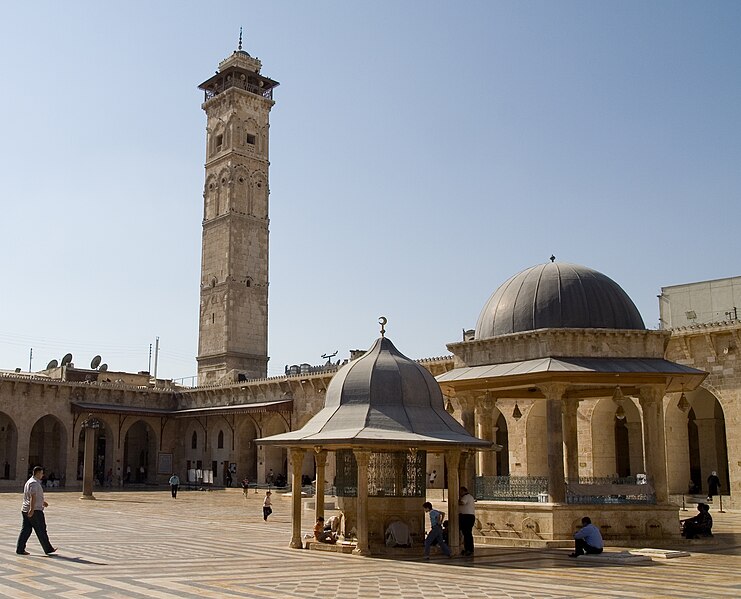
[[153, 337, 160, 380]]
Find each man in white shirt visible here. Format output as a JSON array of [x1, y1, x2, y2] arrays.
[[16, 466, 56, 555], [168, 473, 180, 498], [570, 516, 604, 557], [458, 486, 476, 556]]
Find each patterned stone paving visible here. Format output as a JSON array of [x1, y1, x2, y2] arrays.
[[1, 488, 739, 598]]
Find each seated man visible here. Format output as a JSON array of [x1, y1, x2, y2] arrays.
[[324, 514, 342, 535], [314, 517, 337, 544], [681, 503, 713, 538], [570, 516, 604, 557]]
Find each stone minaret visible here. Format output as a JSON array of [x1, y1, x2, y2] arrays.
[[196, 39, 279, 384]]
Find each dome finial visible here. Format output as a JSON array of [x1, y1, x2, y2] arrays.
[[238, 27, 243, 51], [550, 254, 556, 263], [378, 316, 387, 337]]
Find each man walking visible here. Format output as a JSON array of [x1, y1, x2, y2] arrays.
[[16, 466, 57, 555], [423, 501, 451, 559], [169, 473, 180, 498], [459, 486, 476, 556]]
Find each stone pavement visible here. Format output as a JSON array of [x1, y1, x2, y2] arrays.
[[1, 488, 739, 598]]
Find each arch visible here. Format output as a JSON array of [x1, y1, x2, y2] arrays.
[[28, 415, 68, 480], [494, 410, 509, 475], [217, 430, 224, 449], [0, 411, 18, 480], [215, 167, 231, 215], [236, 417, 258, 482], [590, 397, 643, 478], [210, 122, 226, 157], [525, 400, 547, 476], [250, 171, 268, 219], [123, 420, 157, 484], [191, 430, 198, 450], [76, 419, 115, 486], [244, 117, 259, 150], [204, 174, 218, 220], [673, 387, 730, 496], [232, 165, 250, 214], [262, 415, 289, 484]]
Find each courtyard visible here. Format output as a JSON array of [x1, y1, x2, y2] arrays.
[[0, 488, 739, 598]]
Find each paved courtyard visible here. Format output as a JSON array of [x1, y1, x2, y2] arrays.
[[1, 488, 739, 598]]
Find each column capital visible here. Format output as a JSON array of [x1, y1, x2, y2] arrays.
[[445, 448, 462, 471], [313, 448, 328, 467], [352, 448, 371, 467], [475, 395, 496, 418], [537, 382, 570, 399], [638, 385, 665, 405], [456, 393, 476, 411], [289, 447, 305, 474]]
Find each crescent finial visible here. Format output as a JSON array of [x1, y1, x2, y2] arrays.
[[378, 316, 387, 337]]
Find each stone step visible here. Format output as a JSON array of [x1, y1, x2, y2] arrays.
[[629, 548, 691, 559], [577, 551, 652, 565]]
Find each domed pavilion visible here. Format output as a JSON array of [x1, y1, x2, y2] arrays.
[[257, 320, 493, 555], [438, 259, 707, 543]]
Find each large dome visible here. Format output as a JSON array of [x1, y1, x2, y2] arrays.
[[475, 261, 645, 339]]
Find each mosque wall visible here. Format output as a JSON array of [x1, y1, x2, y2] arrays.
[[664, 321, 740, 509]]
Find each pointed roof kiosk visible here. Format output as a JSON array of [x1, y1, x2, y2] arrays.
[[257, 318, 494, 555]]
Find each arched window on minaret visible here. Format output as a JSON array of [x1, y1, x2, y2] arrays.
[[191, 431, 198, 450]]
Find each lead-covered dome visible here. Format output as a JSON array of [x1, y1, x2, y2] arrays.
[[257, 335, 490, 448], [475, 261, 645, 339]]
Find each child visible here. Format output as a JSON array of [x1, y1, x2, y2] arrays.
[[263, 490, 272, 521]]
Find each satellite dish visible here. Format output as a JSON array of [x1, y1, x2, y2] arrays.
[[91, 355, 102, 369], [46, 359, 59, 369], [99, 363, 108, 372], [61, 353, 73, 367]]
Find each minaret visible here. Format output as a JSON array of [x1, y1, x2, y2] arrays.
[[196, 35, 279, 384]]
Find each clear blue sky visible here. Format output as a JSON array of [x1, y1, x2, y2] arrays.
[[1, 1, 739, 380]]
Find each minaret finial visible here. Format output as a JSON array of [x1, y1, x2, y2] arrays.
[[378, 316, 387, 337], [238, 27, 243, 51], [550, 254, 556, 263]]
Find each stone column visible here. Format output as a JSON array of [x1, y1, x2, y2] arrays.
[[476, 399, 495, 476], [639, 386, 669, 503], [445, 449, 461, 554], [314, 449, 327, 522], [81, 417, 101, 500], [538, 383, 569, 503], [289, 447, 305, 549], [15, 426, 30, 482], [353, 450, 371, 556], [562, 397, 579, 483], [457, 394, 477, 487]]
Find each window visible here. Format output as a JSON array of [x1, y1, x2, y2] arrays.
[[246, 133, 256, 145], [216, 134, 223, 149], [217, 430, 224, 449], [191, 431, 198, 449]]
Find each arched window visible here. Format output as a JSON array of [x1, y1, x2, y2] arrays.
[[217, 430, 224, 449], [191, 431, 198, 450]]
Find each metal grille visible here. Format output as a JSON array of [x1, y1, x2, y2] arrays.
[[335, 450, 358, 497], [566, 476, 656, 505], [474, 476, 549, 502], [335, 450, 426, 497]]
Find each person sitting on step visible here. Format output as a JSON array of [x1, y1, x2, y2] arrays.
[[569, 516, 604, 558]]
